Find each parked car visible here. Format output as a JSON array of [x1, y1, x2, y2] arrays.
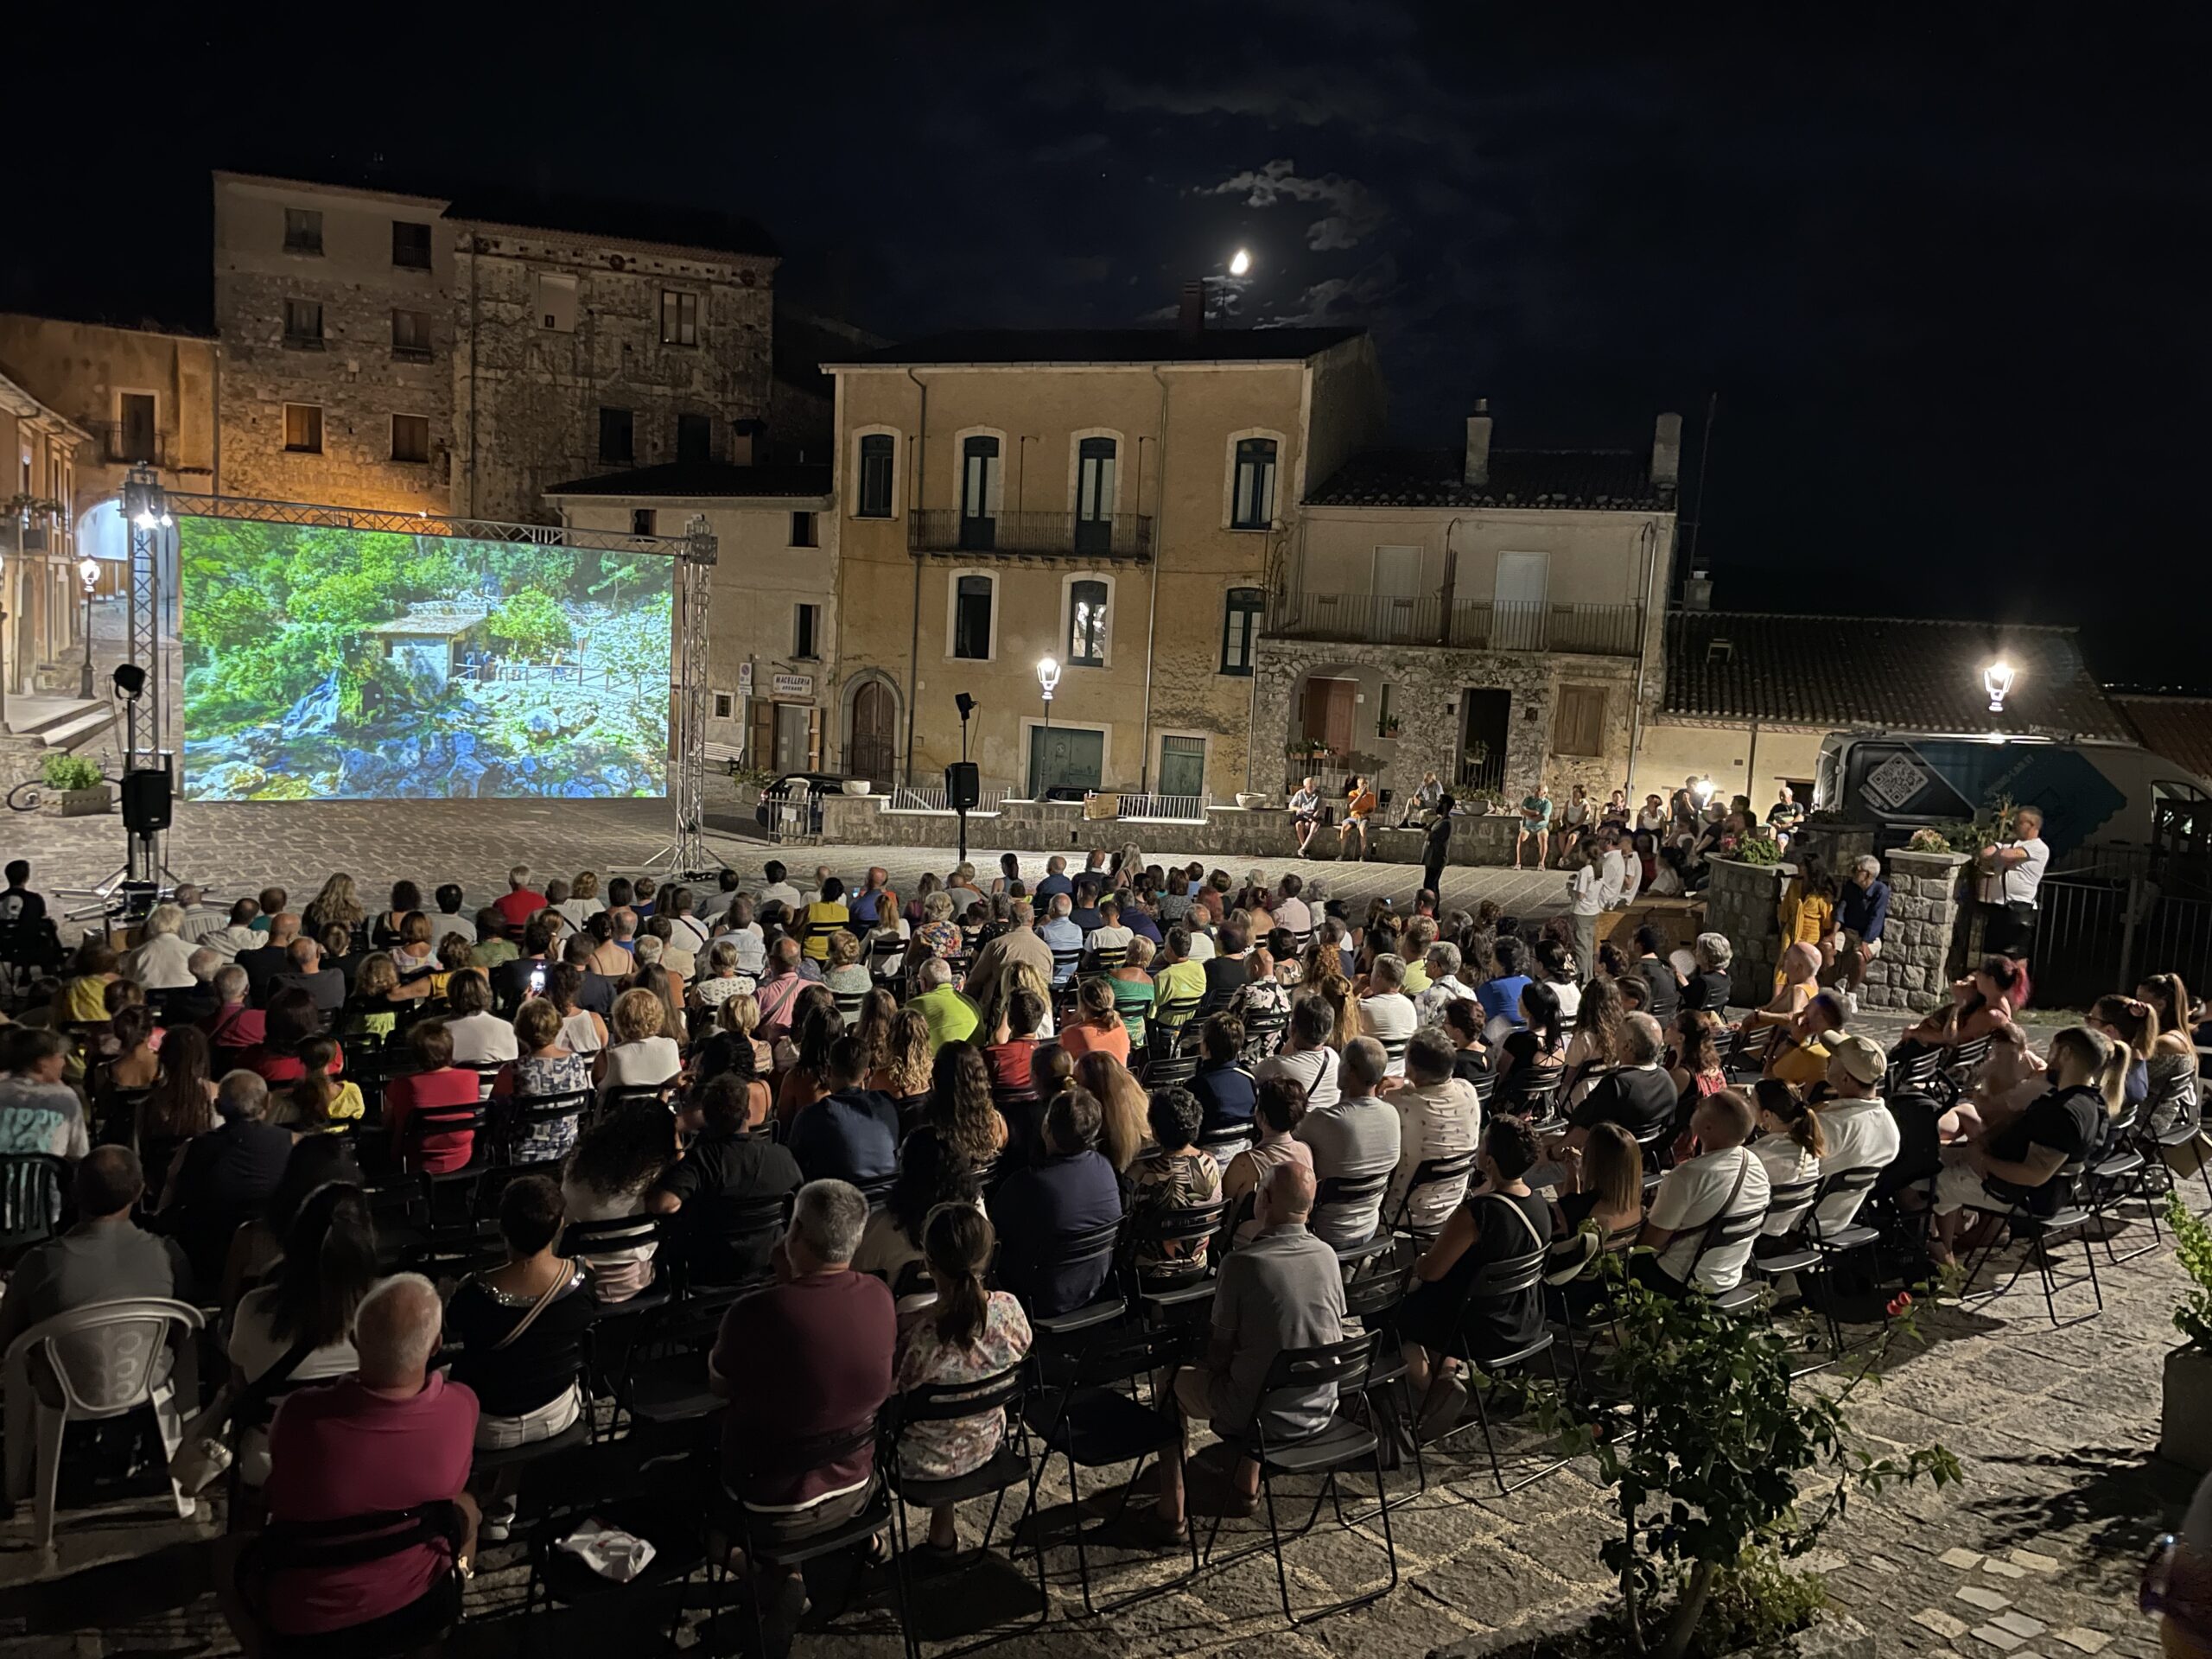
[[753, 771, 852, 835]]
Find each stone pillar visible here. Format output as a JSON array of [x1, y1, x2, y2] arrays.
[[1701, 857, 1790, 998], [1859, 849, 1969, 1013]]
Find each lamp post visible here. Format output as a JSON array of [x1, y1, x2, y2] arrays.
[[1983, 659, 2016, 715], [1035, 656, 1060, 798], [78, 556, 98, 698]]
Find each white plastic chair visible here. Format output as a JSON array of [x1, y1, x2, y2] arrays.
[[3, 1297, 204, 1549]]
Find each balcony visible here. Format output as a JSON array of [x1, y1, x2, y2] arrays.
[[909, 509, 1153, 562], [1268, 589, 1645, 657], [95, 423, 167, 468]]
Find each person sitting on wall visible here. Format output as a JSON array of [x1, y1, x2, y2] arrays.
[[1288, 777, 1324, 857], [1338, 776, 1378, 862]]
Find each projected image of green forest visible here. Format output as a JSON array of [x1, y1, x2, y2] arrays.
[[179, 518, 672, 801]]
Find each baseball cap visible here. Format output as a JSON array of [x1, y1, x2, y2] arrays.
[[1827, 1033, 1887, 1086]]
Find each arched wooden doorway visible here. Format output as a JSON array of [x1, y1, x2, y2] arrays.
[[849, 680, 896, 784]]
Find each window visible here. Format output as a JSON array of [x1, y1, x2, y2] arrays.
[[391, 308, 433, 360], [790, 511, 817, 548], [631, 508, 657, 536], [1555, 683, 1608, 758], [660, 289, 699, 346], [283, 207, 323, 254], [1067, 577, 1109, 666], [1075, 436, 1116, 553], [793, 603, 822, 660], [677, 413, 713, 462], [959, 435, 1001, 550], [282, 298, 323, 347], [116, 394, 157, 464], [951, 575, 994, 660], [1231, 437, 1278, 530], [283, 404, 323, 454], [392, 220, 433, 270], [391, 414, 431, 463], [856, 434, 895, 518], [535, 272, 578, 332], [714, 692, 734, 720], [599, 407, 634, 463], [1220, 587, 1262, 675]]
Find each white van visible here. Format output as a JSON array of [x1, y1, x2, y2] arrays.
[[1812, 732, 2212, 862]]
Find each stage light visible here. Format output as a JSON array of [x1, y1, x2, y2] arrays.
[[1229, 248, 1252, 276], [1692, 777, 1715, 804], [111, 663, 146, 698], [954, 692, 976, 719], [134, 510, 157, 530], [1983, 659, 2016, 714]]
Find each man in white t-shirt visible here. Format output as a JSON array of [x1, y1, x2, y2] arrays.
[[1256, 998, 1343, 1110], [1808, 1033, 1900, 1233], [1294, 1038, 1402, 1247], [1273, 874, 1313, 939], [1385, 1028, 1482, 1233], [1637, 1090, 1770, 1295], [1357, 954, 1418, 1077], [711, 898, 768, 976], [756, 860, 804, 912], [1597, 830, 1628, 909], [1975, 804, 2050, 966]]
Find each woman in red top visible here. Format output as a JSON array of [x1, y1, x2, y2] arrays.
[[1056, 978, 1130, 1065], [251, 988, 345, 1086], [385, 1020, 480, 1173]]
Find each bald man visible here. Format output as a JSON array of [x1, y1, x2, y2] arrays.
[[254, 1274, 479, 1643], [1155, 1161, 1346, 1537]]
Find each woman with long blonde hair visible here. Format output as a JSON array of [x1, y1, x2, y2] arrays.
[[1313, 969, 1358, 1051], [1072, 1051, 1150, 1173], [302, 872, 366, 935], [2138, 971, 2201, 1134]]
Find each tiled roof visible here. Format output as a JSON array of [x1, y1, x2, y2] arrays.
[[544, 461, 831, 499], [2113, 695, 2212, 781], [1662, 611, 2133, 740], [1306, 448, 1674, 511], [846, 327, 1363, 367]]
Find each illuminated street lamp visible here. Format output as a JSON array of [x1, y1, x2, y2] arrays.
[[1035, 656, 1061, 796], [1984, 658, 2016, 715], [78, 556, 99, 697]]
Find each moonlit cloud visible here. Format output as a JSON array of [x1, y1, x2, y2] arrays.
[[1199, 159, 1388, 251]]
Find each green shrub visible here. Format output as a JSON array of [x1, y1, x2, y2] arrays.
[[2169, 1194, 2212, 1351], [40, 752, 103, 792]]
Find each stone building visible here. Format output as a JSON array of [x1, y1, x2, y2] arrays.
[[213, 171, 455, 513], [0, 368, 90, 705], [548, 458, 836, 772], [825, 306, 1385, 798], [212, 172, 785, 525], [1252, 406, 1679, 810]]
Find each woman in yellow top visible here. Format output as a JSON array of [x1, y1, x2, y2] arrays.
[[1775, 855, 1837, 988], [801, 874, 851, 963], [55, 939, 121, 1024]]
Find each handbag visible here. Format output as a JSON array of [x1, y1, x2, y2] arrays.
[[489, 1264, 573, 1352], [168, 1332, 319, 1496]]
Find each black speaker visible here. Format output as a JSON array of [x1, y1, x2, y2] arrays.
[[944, 762, 980, 810], [121, 769, 173, 834]]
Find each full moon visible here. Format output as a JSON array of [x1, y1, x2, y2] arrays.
[[1229, 248, 1252, 276]]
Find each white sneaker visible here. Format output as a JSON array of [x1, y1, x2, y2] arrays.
[[1843, 991, 1859, 1018]]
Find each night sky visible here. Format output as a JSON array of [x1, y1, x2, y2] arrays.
[[14, 9, 2209, 685]]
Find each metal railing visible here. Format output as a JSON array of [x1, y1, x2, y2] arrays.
[[1118, 792, 1207, 823], [1268, 591, 1644, 656], [884, 782, 1011, 815], [94, 422, 166, 467], [909, 509, 1154, 561]]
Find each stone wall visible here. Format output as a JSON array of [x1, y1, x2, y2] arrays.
[[1859, 849, 1968, 1014], [1703, 856, 1789, 998], [451, 234, 776, 524], [1250, 636, 1642, 806]]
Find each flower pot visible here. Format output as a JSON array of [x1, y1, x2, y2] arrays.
[[842, 779, 871, 797], [54, 785, 112, 818], [2163, 1344, 2212, 1473]]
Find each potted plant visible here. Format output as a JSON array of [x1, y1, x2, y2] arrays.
[[41, 751, 110, 817], [2162, 1195, 2212, 1472], [1542, 1268, 1958, 1657], [1378, 712, 1402, 739]]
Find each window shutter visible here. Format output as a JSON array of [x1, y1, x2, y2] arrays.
[[748, 699, 773, 768], [807, 707, 823, 770]]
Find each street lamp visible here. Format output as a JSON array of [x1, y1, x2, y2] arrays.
[[1035, 656, 1060, 797], [78, 556, 99, 697], [1983, 659, 2016, 715]]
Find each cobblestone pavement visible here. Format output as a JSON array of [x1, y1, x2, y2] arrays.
[[0, 1200, 2181, 1657], [0, 797, 1572, 930]]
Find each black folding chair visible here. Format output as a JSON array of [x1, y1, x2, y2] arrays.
[[1015, 1217, 1127, 1342], [493, 1087, 592, 1170], [237, 1502, 464, 1659], [1958, 1161, 2104, 1328], [1491, 1062, 1561, 1120], [884, 1366, 1043, 1659], [1432, 1245, 1572, 1496], [1884, 1045, 1942, 1100], [1722, 1021, 1782, 1083], [1239, 1006, 1288, 1061], [1020, 1317, 1202, 1615], [1313, 1170, 1392, 1260], [1124, 1197, 1228, 1325], [1142, 1051, 1200, 1089], [1386, 1148, 1479, 1243], [2085, 1096, 2161, 1264], [1198, 1331, 1399, 1626]]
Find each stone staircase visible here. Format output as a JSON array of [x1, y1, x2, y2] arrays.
[[10, 696, 115, 753]]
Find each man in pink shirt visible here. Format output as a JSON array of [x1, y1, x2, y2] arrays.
[[241, 1274, 479, 1645]]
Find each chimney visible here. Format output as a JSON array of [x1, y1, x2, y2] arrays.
[[1651, 410, 1683, 486], [1465, 397, 1492, 487], [1178, 281, 1205, 340], [1681, 569, 1713, 612]]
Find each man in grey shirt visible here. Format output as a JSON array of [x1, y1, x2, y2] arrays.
[[0, 1148, 186, 1356], [1157, 1162, 1345, 1537], [1294, 1037, 1402, 1247]]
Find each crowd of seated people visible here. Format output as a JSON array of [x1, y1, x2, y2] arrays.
[[0, 843, 2195, 1654]]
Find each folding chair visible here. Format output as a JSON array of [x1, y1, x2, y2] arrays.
[[833, 988, 868, 1021], [2086, 1096, 2162, 1264], [1491, 1063, 1561, 1121], [1017, 1217, 1127, 1342], [1957, 1161, 2103, 1327], [1198, 1331, 1398, 1625], [1313, 1170, 1392, 1261], [885, 1366, 1043, 1659], [1884, 1045, 1942, 1100], [1431, 1247, 1572, 1495], [1722, 1022, 1781, 1083], [1339, 1257, 1425, 1512], [1142, 1051, 1200, 1090], [238, 1501, 466, 1659], [1385, 1149, 1479, 1244], [1239, 1006, 1288, 1061], [1125, 1198, 1229, 1325]]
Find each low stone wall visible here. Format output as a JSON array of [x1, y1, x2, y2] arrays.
[[1859, 848, 1968, 1014], [810, 793, 1533, 867], [1703, 856, 1789, 995]]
